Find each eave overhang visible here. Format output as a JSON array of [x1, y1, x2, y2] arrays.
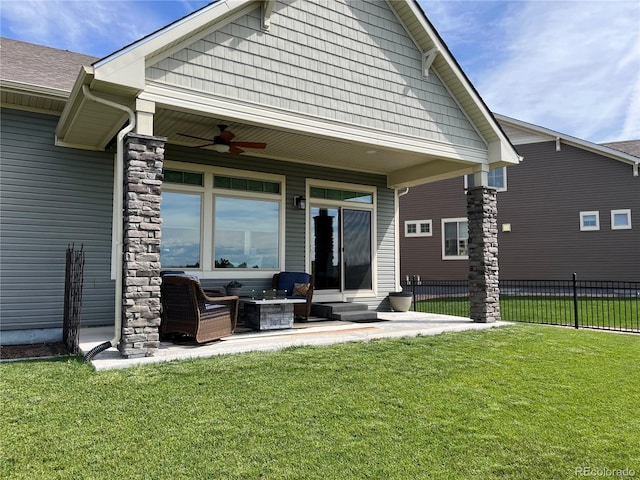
[[54, 0, 521, 186], [496, 114, 640, 174]]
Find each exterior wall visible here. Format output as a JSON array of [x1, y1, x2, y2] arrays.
[[0, 111, 397, 342], [400, 140, 640, 281], [399, 176, 467, 280], [147, 0, 485, 150], [165, 144, 397, 309], [0, 109, 116, 337]]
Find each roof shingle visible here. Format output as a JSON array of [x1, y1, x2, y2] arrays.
[[0, 37, 98, 92]]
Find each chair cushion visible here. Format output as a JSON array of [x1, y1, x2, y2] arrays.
[[292, 283, 310, 297], [162, 272, 200, 282], [277, 272, 311, 296]]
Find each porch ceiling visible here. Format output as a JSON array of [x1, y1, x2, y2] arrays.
[[155, 107, 482, 187]]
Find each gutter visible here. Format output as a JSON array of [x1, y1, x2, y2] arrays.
[[81, 85, 136, 361]]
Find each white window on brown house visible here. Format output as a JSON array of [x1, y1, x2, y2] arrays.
[[405, 220, 432, 237]]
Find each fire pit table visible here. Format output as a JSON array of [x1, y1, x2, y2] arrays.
[[240, 298, 308, 331]]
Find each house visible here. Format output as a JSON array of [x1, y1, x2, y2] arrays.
[[0, 0, 520, 355], [400, 114, 639, 282]]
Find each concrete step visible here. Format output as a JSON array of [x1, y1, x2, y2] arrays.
[[332, 310, 379, 322], [311, 302, 379, 322], [311, 302, 368, 318]]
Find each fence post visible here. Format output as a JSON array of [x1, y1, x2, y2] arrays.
[[573, 273, 579, 329], [412, 275, 417, 312]]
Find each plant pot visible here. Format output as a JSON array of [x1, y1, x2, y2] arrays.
[[388, 292, 413, 312], [226, 287, 242, 297]]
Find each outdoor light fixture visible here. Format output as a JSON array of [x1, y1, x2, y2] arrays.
[[294, 195, 306, 210]]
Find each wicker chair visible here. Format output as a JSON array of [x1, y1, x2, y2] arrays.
[[160, 275, 239, 343], [272, 272, 314, 320]]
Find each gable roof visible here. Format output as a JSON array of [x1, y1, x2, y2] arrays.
[[0, 37, 98, 114], [496, 113, 639, 175], [0, 37, 97, 91], [5, 1, 520, 187]]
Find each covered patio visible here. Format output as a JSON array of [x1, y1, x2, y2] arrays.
[[50, 0, 520, 359], [79, 313, 510, 370]]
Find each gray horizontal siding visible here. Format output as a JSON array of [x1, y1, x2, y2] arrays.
[[1, 108, 116, 332], [147, 0, 485, 150], [400, 141, 640, 281]]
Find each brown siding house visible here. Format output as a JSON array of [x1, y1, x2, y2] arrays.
[[400, 116, 640, 282]]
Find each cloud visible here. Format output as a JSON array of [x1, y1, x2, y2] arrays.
[[423, 0, 640, 143], [0, 0, 207, 57]]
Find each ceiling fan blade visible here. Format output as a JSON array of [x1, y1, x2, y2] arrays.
[[178, 133, 214, 142], [219, 130, 235, 143], [229, 146, 245, 155], [230, 141, 267, 149]]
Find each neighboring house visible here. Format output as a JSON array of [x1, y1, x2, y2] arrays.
[[0, 0, 519, 353], [400, 114, 640, 282]]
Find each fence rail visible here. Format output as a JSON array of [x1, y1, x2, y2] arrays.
[[403, 275, 640, 333]]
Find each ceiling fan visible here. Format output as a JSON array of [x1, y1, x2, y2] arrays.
[[178, 124, 267, 155]]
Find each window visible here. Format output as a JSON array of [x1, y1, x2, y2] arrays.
[[580, 211, 600, 231], [405, 220, 432, 237], [465, 167, 507, 191], [161, 164, 284, 275], [161, 192, 202, 268], [214, 197, 279, 268], [442, 218, 468, 259], [611, 209, 632, 230]]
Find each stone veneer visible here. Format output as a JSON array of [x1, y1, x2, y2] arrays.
[[118, 134, 165, 358], [466, 186, 501, 322]]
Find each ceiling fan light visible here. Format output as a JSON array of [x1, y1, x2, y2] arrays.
[[212, 144, 230, 153]]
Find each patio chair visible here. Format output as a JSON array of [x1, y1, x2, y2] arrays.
[[160, 275, 239, 343], [272, 271, 314, 320]]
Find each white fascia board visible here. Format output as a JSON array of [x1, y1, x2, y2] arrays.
[[141, 83, 489, 162], [387, 159, 479, 189], [495, 113, 640, 167], [0, 79, 69, 100], [93, 0, 255, 89], [488, 140, 522, 166], [55, 66, 94, 140]]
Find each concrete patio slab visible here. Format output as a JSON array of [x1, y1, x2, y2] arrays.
[[80, 312, 511, 371]]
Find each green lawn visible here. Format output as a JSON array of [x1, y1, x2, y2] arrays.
[[2, 325, 639, 479], [417, 297, 640, 331]]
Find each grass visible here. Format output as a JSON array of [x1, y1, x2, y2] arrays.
[[1, 324, 639, 479], [417, 297, 640, 331]]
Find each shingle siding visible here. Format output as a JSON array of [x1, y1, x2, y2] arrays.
[[147, 0, 485, 150], [0, 109, 116, 331], [400, 141, 640, 281]]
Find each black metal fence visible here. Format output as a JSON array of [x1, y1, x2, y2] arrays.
[[403, 275, 640, 334]]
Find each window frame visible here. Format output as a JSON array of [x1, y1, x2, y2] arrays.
[[611, 209, 632, 230], [306, 178, 378, 298], [579, 211, 600, 231], [162, 161, 286, 280], [441, 217, 469, 260], [405, 219, 433, 237]]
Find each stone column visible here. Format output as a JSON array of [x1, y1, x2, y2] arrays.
[[467, 186, 500, 322], [119, 133, 165, 358]]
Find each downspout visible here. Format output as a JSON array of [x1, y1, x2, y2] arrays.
[[82, 85, 136, 361], [394, 187, 410, 292]]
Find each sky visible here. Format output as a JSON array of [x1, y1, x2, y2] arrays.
[[1, 0, 638, 143]]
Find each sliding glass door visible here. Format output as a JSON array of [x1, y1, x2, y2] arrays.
[[310, 206, 372, 292]]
